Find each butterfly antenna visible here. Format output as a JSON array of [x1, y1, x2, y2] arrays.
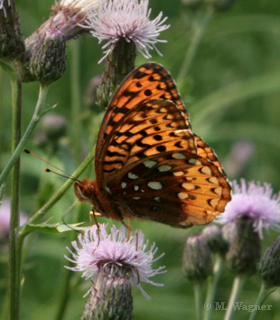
[[24, 148, 82, 183]]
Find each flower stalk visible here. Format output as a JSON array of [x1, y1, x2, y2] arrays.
[[224, 276, 245, 320], [8, 70, 22, 320], [203, 255, 223, 320], [194, 282, 203, 320], [248, 283, 276, 320]]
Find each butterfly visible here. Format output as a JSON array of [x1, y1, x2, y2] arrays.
[[74, 63, 231, 228]]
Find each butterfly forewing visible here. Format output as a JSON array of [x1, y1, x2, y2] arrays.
[[99, 100, 196, 179], [106, 151, 231, 228], [96, 63, 190, 157]]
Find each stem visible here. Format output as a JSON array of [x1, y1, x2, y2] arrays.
[[70, 41, 82, 166], [224, 276, 245, 320], [203, 255, 223, 320], [0, 84, 49, 186], [194, 282, 203, 320], [177, 8, 214, 85], [8, 71, 22, 320], [248, 284, 276, 320]]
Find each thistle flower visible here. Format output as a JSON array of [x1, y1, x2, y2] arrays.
[[216, 179, 280, 239], [17, 0, 100, 82], [65, 224, 166, 300], [84, 0, 170, 63]]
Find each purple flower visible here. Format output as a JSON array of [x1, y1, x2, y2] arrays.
[[84, 0, 170, 62], [65, 224, 166, 299], [216, 179, 280, 239]]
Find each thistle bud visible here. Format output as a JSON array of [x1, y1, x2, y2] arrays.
[[29, 28, 66, 85], [202, 225, 229, 256], [222, 217, 261, 276], [182, 235, 213, 283], [258, 235, 280, 288], [0, 0, 25, 61], [82, 276, 133, 320]]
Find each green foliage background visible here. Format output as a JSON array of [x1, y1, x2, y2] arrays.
[[1, 0, 280, 319]]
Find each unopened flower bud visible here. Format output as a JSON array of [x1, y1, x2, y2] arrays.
[[182, 235, 213, 283], [0, 0, 25, 61], [29, 28, 66, 85], [258, 235, 280, 288], [202, 225, 228, 255], [40, 113, 67, 141], [82, 275, 133, 320], [222, 217, 261, 276]]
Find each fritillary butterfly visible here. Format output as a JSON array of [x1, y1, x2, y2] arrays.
[[75, 63, 231, 228]]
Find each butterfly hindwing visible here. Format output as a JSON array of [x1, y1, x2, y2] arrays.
[[106, 151, 231, 228]]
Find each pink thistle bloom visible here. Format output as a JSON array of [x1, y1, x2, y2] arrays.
[[65, 224, 166, 299], [84, 0, 170, 62], [216, 179, 280, 239]]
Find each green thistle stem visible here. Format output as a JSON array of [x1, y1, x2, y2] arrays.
[[224, 276, 245, 320], [8, 70, 21, 320], [203, 255, 223, 320], [194, 282, 203, 320], [0, 84, 49, 186], [248, 284, 276, 320], [177, 8, 214, 85]]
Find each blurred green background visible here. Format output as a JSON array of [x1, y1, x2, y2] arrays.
[[1, 0, 280, 319]]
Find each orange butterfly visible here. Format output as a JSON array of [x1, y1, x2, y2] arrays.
[[75, 63, 231, 228]]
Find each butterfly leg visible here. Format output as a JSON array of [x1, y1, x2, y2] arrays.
[[119, 218, 139, 253], [90, 207, 101, 245]]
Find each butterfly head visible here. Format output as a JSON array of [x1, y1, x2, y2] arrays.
[[74, 179, 97, 204]]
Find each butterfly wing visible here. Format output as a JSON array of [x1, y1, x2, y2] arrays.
[[195, 134, 226, 175], [96, 63, 190, 161], [100, 100, 231, 227], [88, 63, 231, 227], [99, 99, 196, 180], [106, 151, 231, 228]]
